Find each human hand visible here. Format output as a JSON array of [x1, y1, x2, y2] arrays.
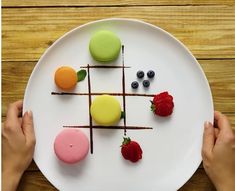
[[2, 100, 36, 191], [202, 111, 235, 191]]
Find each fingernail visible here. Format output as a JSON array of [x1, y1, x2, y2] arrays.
[[204, 121, 210, 129], [27, 110, 33, 118]]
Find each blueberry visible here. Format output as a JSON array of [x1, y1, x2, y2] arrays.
[[143, 80, 150, 88], [147, 70, 155, 78], [131, 81, 139, 89], [137, 70, 144, 78]]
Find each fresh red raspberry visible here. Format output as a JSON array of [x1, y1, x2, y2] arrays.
[[121, 137, 142, 163], [151, 91, 174, 117]]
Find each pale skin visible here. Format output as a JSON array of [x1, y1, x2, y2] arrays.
[[2, 100, 35, 191], [202, 111, 235, 191], [1, 101, 235, 190]]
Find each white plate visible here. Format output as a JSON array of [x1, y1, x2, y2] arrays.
[[23, 18, 213, 191]]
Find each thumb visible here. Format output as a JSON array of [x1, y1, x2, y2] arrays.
[[202, 121, 215, 160], [22, 111, 36, 146]]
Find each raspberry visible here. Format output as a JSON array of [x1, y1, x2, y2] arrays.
[[151, 91, 174, 117], [121, 137, 142, 163]]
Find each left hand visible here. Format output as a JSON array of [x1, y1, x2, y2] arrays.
[[2, 100, 36, 191]]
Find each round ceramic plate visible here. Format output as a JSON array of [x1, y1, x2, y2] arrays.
[[23, 18, 213, 191]]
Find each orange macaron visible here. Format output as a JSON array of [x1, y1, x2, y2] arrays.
[[54, 66, 77, 90]]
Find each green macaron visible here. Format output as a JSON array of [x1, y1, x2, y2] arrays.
[[89, 30, 121, 62]]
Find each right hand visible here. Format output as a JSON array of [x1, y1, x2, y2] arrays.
[[202, 111, 235, 191]]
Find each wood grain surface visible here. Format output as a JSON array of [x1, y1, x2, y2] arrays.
[[2, 1, 235, 190], [2, 6, 235, 61], [2, 0, 234, 7]]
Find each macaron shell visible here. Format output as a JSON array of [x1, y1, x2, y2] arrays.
[[54, 66, 77, 90], [90, 95, 121, 126], [89, 30, 121, 62], [54, 129, 89, 164]]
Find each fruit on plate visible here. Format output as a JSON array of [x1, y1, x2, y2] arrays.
[[121, 137, 143, 163], [147, 70, 155, 78], [131, 81, 139, 89], [151, 91, 174, 117], [143, 80, 150, 88], [136, 70, 144, 78], [54, 66, 77, 90]]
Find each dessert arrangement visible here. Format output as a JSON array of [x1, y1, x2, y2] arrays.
[[23, 19, 214, 191], [52, 30, 174, 164]]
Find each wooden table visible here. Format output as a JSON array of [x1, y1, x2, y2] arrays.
[[2, 1, 235, 190]]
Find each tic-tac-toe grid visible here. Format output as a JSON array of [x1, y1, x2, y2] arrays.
[[52, 45, 156, 154]]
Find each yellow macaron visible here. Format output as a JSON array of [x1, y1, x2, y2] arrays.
[[90, 95, 121, 126]]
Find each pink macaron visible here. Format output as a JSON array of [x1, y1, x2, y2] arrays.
[[54, 128, 89, 164]]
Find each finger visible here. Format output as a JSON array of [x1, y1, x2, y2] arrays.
[[214, 128, 220, 139], [214, 111, 232, 133], [22, 111, 36, 146], [6, 100, 23, 122], [5, 100, 23, 132], [202, 121, 215, 160]]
